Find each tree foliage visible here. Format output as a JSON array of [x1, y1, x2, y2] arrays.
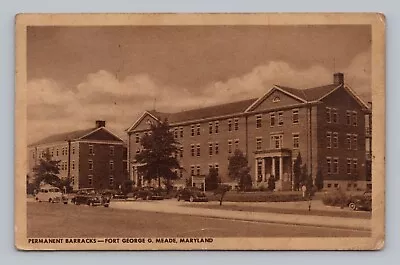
[[205, 167, 220, 191], [135, 119, 181, 187], [293, 153, 302, 191], [121, 179, 134, 194], [33, 149, 61, 188], [228, 149, 252, 191], [315, 168, 324, 191]]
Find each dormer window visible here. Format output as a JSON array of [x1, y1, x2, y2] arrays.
[[273, 96, 280, 103]]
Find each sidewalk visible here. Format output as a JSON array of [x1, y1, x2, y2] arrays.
[[111, 200, 371, 231]]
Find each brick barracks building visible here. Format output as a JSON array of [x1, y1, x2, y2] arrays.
[[27, 120, 128, 191], [126, 73, 372, 191]]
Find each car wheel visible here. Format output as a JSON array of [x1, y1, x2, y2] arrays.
[[349, 202, 357, 211], [189, 196, 194, 203], [48, 198, 52, 203], [133, 195, 138, 201]]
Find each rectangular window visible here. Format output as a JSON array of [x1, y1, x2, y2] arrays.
[[214, 164, 219, 174], [327, 184, 332, 188], [215, 143, 219, 155], [136, 148, 140, 154], [191, 125, 195, 136], [352, 111, 358, 126], [332, 108, 338, 123], [135, 133, 140, 143], [109, 160, 114, 171], [209, 143, 213, 156], [72, 147, 75, 155], [347, 158, 352, 174], [89, 145, 94, 155], [72, 160, 75, 170], [256, 115, 262, 128], [109, 175, 114, 186], [180, 169, 183, 178], [196, 124, 201, 136], [88, 175, 93, 186], [144, 132, 148, 137], [292, 109, 299, 124], [333, 158, 339, 174], [257, 159, 263, 181], [228, 119, 232, 132], [191, 144, 195, 157], [174, 128, 178, 139], [256, 137, 262, 150], [180, 146, 183, 158], [196, 165, 201, 176], [190, 165, 195, 176], [353, 159, 358, 174], [109, 146, 114, 156], [56, 149, 59, 156], [179, 127, 184, 138], [353, 134, 358, 150], [71, 176, 75, 186], [228, 140, 232, 154], [326, 107, 331, 123], [51, 150, 54, 157], [88, 160, 93, 171], [326, 157, 332, 174], [346, 111, 351, 125], [234, 118, 239, 131], [208, 164, 213, 172], [234, 139, 239, 150], [346, 134, 352, 150], [215, 121, 219, 134], [209, 122, 213, 134], [271, 135, 283, 149], [270, 113, 275, 127], [196, 144, 200, 157], [333, 132, 339, 148], [278, 111, 284, 126], [326, 132, 332, 149], [293, 134, 299, 149]]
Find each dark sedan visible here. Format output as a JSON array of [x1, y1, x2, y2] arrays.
[[132, 187, 164, 200], [177, 188, 208, 202], [348, 191, 372, 211], [71, 188, 110, 207]]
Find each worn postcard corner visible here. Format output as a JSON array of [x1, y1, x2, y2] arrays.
[[14, 13, 385, 251]]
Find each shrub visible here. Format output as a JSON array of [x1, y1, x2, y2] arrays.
[[322, 190, 349, 207], [207, 191, 306, 202]]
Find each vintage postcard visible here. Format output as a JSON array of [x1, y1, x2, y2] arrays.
[[15, 13, 385, 250]]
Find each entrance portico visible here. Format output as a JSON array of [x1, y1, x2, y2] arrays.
[[254, 149, 292, 191]]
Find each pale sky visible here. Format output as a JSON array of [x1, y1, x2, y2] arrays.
[[27, 25, 371, 144]]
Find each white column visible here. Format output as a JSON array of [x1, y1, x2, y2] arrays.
[[279, 157, 283, 180], [272, 157, 276, 177], [261, 158, 266, 182], [133, 166, 138, 187], [254, 158, 258, 183]]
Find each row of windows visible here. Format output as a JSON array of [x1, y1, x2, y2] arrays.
[[86, 175, 115, 186], [190, 164, 219, 176], [326, 132, 358, 150], [326, 182, 359, 189], [326, 157, 358, 175], [88, 145, 115, 156], [326, 107, 358, 126], [88, 160, 114, 171]]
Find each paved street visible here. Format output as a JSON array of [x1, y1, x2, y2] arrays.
[[27, 202, 369, 238]]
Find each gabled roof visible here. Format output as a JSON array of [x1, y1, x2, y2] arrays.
[[276, 84, 340, 102], [127, 98, 257, 131], [29, 127, 124, 147]]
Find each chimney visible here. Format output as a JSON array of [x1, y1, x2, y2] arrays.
[[95, 120, 106, 128], [333, 72, 344, 85]]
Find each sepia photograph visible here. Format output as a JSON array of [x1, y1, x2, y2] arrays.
[[14, 13, 385, 250]]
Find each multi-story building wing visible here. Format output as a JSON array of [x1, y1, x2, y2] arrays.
[[28, 120, 127, 191], [126, 73, 371, 191]]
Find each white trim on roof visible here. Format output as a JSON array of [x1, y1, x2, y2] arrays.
[[126, 111, 161, 133], [245, 85, 307, 112], [343, 84, 371, 110], [78, 127, 125, 142], [314, 84, 342, 102]]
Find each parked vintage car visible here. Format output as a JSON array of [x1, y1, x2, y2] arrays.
[[101, 190, 128, 200], [132, 187, 164, 200], [71, 188, 110, 207], [35, 184, 68, 204], [348, 191, 372, 211], [177, 187, 208, 202]]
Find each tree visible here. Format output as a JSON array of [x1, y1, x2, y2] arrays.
[[228, 149, 252, 191], [205, 167, 220, 191], [59, 177, 73, 193], [267, 175, 276, 191], [135, 119, 181, 187], [214, 184, 231, 206], [293, 153, 302, 191], [121, 179, 134, 194], [315, 169, 324, 191], [33, 149, 61, 188], [300, 163, 308, 187]]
